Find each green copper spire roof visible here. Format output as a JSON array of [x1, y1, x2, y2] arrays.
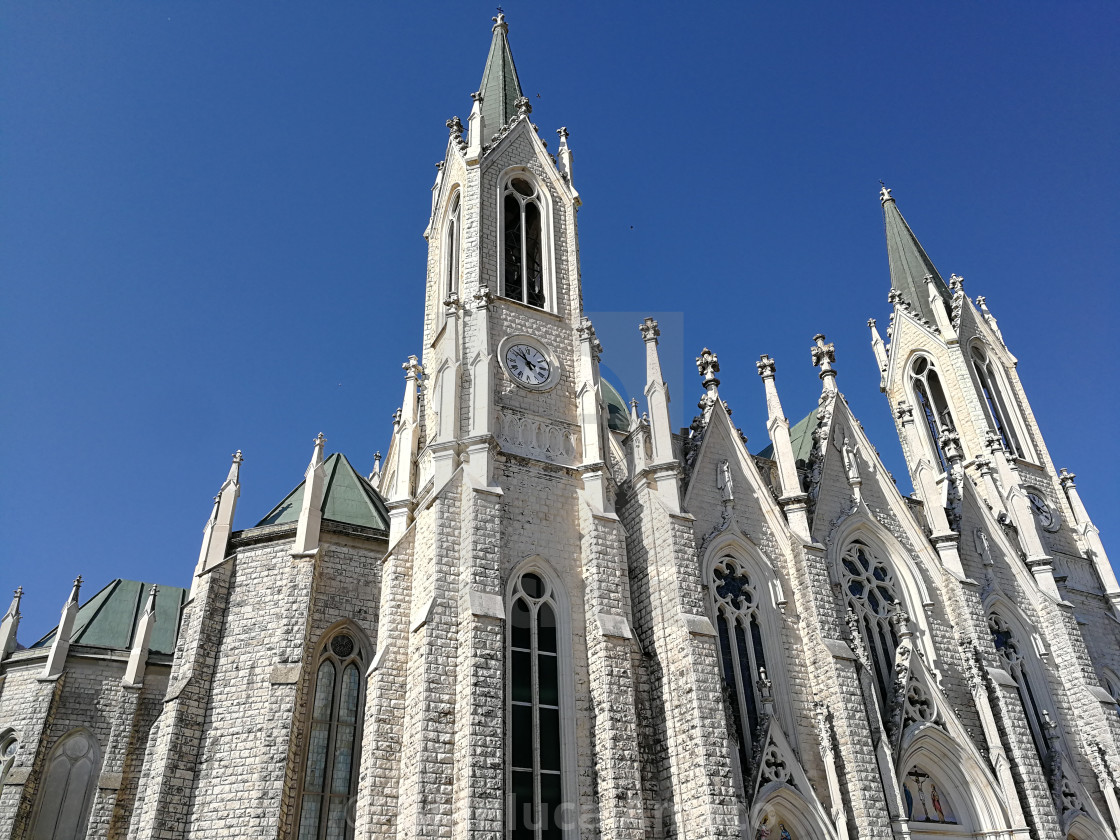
[[257, 452, 390, 532], [881, 186, 951, 326], [32, 580, 188, 655], [477, 13, 524, 142]]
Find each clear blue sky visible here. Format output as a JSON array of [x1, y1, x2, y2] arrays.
[[2, 2, 1117, 642]]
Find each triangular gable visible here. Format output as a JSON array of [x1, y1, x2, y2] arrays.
[[682, 401, 792, 548], [749, 716, 839, 840]]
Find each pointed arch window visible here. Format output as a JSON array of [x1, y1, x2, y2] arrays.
[[988, 613, 1050, 762], [297, 629, 366, 840], [708, 556, 769, 774], [29, 729, 100, 840], [840, 540, 902, 715], [444, 191, 461, 300], [501, 174, 546, 309], [509, 571, 567, 839], [971, 344, 1025, 460], [909, 356, 955, 473]]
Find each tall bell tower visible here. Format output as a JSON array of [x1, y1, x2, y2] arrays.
[[870, 184, 1120, 626], [361, 16, 665, 839]]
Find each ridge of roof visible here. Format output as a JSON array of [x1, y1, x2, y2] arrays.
[[256, 452, 390, 532], [881, 187, 951, 326], [477, 14, 524, 143]]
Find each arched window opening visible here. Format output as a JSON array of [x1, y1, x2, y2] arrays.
[[501, 175, 545, 309], [840, 540, 901, 715], [29, 729, 99, 840], [444, 192, 461, 300], [708, 556, 768, 775], [988, 613, 1048, 763], [509, 571, 566, 840], [1103, 672, 1120, 720], [297, 629, 366, 840], [909, 357, 955, 473], [971, 345, 1024, 459]]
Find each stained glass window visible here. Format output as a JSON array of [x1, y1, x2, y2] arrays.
[[840, 540, 901, 716], [509, 572, 565, 839], [298, 631, 365, 840], [502, 175, 546, 309], [708, 557, 768, 775]]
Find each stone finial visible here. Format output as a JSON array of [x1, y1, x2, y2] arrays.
[[1059, 468, 1076, 489], [403, 355, 423, 380], [0, 586, 24, 660], [124, 585, 159, 686], [939, 426, 963, 465], [392, 407, 403, 428], [42, 576, 83, 679], [368, 451, 382, 484], [578, 316, 602, 362], [446, 115, 464, 141], [492, 11, 507, 32], [949, 274, 964, 294], [895, 400, 914, 423], [869, 319, 888, 372], [515, 96, 532, 117], [812, 334, 837, 391], [696, 348, 720, 390], [756, 354, 776, 379], [887, 288, 903, 305], [294, 433, 328, 555], [629, 398, 640, 430], [984, 429, 1006, 457], [879, 182, 893, 204], [556, 127, 574, 186], [311, 433, 327, 467], [472, 285, 493, 310], [639, 317, 660, 343]]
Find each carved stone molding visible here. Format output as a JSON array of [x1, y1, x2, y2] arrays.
[[494, 409, 578, 466]]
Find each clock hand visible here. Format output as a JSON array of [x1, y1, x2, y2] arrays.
[[515, 349, 536, 370]]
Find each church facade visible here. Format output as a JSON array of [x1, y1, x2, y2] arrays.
[[2, 15, 1120, 840]]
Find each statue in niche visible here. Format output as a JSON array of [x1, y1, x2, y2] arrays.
[[718, 459, 734, 503]]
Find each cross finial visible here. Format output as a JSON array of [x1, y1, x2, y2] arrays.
[[879, 182, 893, 204], [696, 348, 720, 389], [756, 354, 776, 379], [232, 450, 243, 464], [492, 10, 507, 31], [639, 317, 660, 342], [811, 334, 835, 372]]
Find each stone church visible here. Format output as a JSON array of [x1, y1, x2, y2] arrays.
[[2, 14, 1119, 840]]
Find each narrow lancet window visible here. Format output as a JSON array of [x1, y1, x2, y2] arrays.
[[509, 571, 564, 840], [989, 613, 1049, 762], [972, 344, 1024, 459], [841, 540, 902, 716], [909, 356, 954, 472], [501, 175, 546, 309], [297, 629, 365, 840], [444, 192, 461, 299], [29, 730, 99, 840], [709, 556, 768, 775]]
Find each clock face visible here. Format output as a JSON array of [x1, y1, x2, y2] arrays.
[[1026, 491, 1060, 532], [504, 342, 552, 387]]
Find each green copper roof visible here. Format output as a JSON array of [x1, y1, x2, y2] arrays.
[[882, 189, 951, 326], [601, 378, 631, 434], [478, 15, 523, 142], [32, 580, 188, 655], [756, 409, 821, 468], [257, 453, 390, 532]]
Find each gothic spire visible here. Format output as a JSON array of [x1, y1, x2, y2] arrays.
[[880, 185, 951, 327], [477, 13, 524, 143]]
